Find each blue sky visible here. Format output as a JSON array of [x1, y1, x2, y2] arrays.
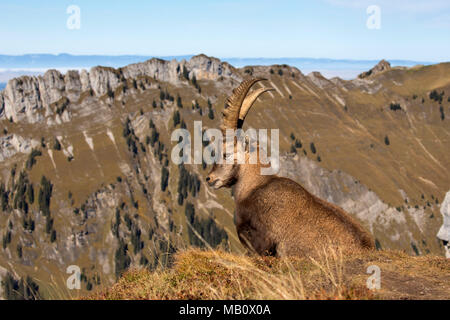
[[1, 0, 449, 61]]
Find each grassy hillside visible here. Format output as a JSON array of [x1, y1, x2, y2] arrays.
[[87, 248, 450, 300]]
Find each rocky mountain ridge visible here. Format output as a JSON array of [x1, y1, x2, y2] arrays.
[[0, 54, 238, 124]]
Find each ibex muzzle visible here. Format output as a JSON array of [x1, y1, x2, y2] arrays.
[[207, 78, 375, 258], [206, 162, 238, 189]]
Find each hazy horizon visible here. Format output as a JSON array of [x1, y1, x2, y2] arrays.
[[0, 53, 439, 84], [0, 52, 442, 62]]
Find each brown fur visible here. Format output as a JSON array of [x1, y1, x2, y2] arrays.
[[208, 157, 374, 258], [207, 78, 375, 258]]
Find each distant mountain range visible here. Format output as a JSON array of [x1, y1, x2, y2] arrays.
[[0, 54, 437, 82], [0, 54, 191, 69]]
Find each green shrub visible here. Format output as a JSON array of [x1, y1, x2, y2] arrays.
[[389, 103, 402, 111], [173, 110, 181, 127], [161, 167, 169, 192], [429, 90, 444, 103], [26, 149, 42, 170], [53, 138, 61, 151]]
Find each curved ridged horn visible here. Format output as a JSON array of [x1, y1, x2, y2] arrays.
[[237, 87, 274, 128], [221, 78, 265, 133]]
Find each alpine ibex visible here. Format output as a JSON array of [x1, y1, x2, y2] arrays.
[[206, 78, 375, 258]]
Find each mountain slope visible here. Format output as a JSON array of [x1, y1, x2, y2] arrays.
[[0, 54, 448, 298]]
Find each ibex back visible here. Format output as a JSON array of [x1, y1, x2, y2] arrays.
[[206, 78, 375, 258]]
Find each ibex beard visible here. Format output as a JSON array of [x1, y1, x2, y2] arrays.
[[207, 78, 375, 258]]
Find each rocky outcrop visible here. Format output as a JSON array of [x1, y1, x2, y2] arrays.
[[1, 76, 44, 123], [358, 59, 391, 79], [437, 191, 450, 258], [122, 54, 238, 83], [0, 134, 39, 161], [307, 72, 331, 89], [0, 91, 3, 111], [88, 66, 122, 97], [0, 54, 240, 124], [187, 54, 237, 81], [122, 58, 180, 84]]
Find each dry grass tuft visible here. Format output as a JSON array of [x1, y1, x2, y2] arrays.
[[85, 246, 450, 300]]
